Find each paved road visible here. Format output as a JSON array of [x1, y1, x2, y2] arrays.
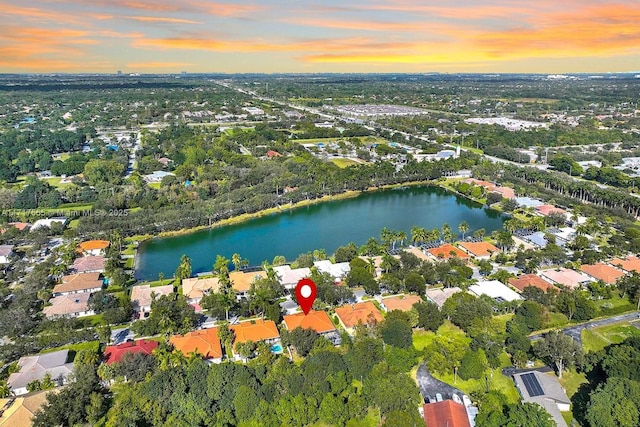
[[530, 312, 639, 344], [415, 363, 465, 403]]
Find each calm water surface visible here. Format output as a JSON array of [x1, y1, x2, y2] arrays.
[[135, 186, 504, 280]]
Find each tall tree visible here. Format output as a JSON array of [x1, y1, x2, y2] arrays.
[[534, 330, 582, 379]]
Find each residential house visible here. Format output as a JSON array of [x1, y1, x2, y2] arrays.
[[509, 274, 558, 293], [181, 277, 221, 308], [403, 247, 430, 262], [379, 294, 422, 312], [0, 390, 49, 427], [0, 245, 13, 264], [103, 340, 159, 365], [609, 256, 640, 273], [313, 260, 351, 282], [170, 328, 223, 363], [130, 284, 174, 317], [458, 241, 500, 260], [469, 280, 522, 303], [580, 263, 625, 285], [70, 256, 106, 273], [229, 270, 267, 299], [77, 240, 110, 256], [423, 400, 471, 427], [7, 350, 74, 396], [0, 222, 29, 234], [273, 265, 312, 289], [230, 319, 281, 359], [535, 205, 566, 217], [335, 302, 383, 336], [427, 244, 469, 261], [53, 272, 103, 296], [515, 197, 544, 209], [283, 310, 337, 335], [512, 370, 570, 427], [144, 171, 175, 183], [426, 287, 462, 308], [540, 268, 594, 290], [43, 293, 94, 318]]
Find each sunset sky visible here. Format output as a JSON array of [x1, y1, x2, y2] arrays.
[[1, 0, 640, 74]]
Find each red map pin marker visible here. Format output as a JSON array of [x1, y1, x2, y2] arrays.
[[295, 278, 317, 315]]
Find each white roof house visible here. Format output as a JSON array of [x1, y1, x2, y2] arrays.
[[7, 350, 74, 396], [0, 245, 13, 264], [31, 218, 67, 231], [314, 260, 350, 281], [144, 171, 175, 183], [273, 265, 312, 289], [469, 280, 522, 302]]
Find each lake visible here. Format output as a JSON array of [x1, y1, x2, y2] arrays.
[[135, 186, 505, 280]]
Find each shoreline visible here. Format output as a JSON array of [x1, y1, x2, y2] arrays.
[[128, 180, 438, 244]]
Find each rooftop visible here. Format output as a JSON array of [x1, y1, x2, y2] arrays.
[[0, 245, 13, 258], [103, 340, 159, 365], [0, 390, 49, 427], [181, 277, 221, 300], [423, 400, 471, 427], [7, 350, 73, 391], [540, 268, 593, 289], [509, 274, 557, 293], [426, 287, 462, 308], [78, 240, 110, 252], [70, 256, 106, 273], [53, 272, 102, 294], [229, 270, 267, 292], [458, 241, 500, 258], [283, 310, 336, 334], [273, 265, 312, 286], [380, 294, 423, 312], [580, 263, 625, 284], [610, 256, 640, 273], [130, 284, 174, 308], [43, 293, 91, 318], [230, 319, 280, 347], [170, 328, 222, 360], [335, 301, 383, 329], [469, 280, 522, 302], [428, 244, 469, 260], [536, 205, 566, 216]]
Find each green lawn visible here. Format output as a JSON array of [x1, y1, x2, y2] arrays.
[[545, 312, 569, 329], [331, 158, 360, 168], [148, 182, 161, 189], [434, 365, 521, 405], [345, 408, 381, 427], [41, 340, 100, 355], [582, 322, 640, 353], [124, 258, 134, 269], [558, 369, 587, 398]]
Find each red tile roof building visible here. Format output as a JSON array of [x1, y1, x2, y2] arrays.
[[580, 263, 625, 284], [103, 340, 159, 365], [427, 244, 469, 260], [423, 401, 471, 427], [509, 274, 558, 293], [283, 310, 336, 334]]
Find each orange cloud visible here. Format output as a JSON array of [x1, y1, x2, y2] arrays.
[[127, 61, 195, 68], [125, 16, 201, 24]]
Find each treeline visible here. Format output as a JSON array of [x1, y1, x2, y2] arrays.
[[483, 145, 530, 163]]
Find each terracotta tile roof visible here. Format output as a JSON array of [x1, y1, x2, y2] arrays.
[[283, 310, 336, 334], [509, 274, 557, 293], [53, 272, 102, 294], [381, 294, 423, 312], [78, 240, 110, 251], [70, 256, 106, 273], [43, 293, 92, 317], [535, 205, 566, 216], [0, 222, 30, 234], [493, 186, 515, 199], [580, 263, 625, 284], [229, 270, 267, 292], [130, 284, 174, 308], [428, 244, 469, 260], [231, 319, 280, 348], [170, 328, 222, 360], [335, 302, 383, 329], [404, 247, 431, 261], [103, 339, 159, 365], [610, 256, 640, 273], [458, 241, 500, 257], [181, 277, 221, 300], [462, 178, 495, 191], [423, 401, 471, 427]]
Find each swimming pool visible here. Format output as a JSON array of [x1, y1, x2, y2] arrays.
[[270, 343, 283, 353]]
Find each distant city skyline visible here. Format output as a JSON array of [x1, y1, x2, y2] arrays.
[[1, 0, 639, 74]]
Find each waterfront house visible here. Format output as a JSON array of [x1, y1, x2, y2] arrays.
[[70, 256, 106, 273], [130, 284, 174, 317], [273, 265, 312, 289], [229, 270, 267, 300], [458, 241, 500, 260], [77, 240, 110, 256], [427, 244, 469, 261], [313, 260, 351, 282], [181, 277, 221, 307]]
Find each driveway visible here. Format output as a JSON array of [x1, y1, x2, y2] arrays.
[[415, 363, 465, 403], [530, 312, 640, 344]]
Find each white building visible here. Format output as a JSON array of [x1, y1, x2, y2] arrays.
[[0, 245, 13, 264], [313, 260, 350, 282], [273, 265, 312, 289], [469, 280, 522, 303]]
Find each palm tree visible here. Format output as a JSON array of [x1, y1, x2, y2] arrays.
[[158, 272, 165, 286], [232, 253, 241, 271], [473, 228, 486, 239], [458, 221, 469, 240], [411, 226, 428, 245], [380, 227, 393, 249], [442, 223, 453, 243], [396, 231, 407, 248], [429, 228, 441, 243]]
